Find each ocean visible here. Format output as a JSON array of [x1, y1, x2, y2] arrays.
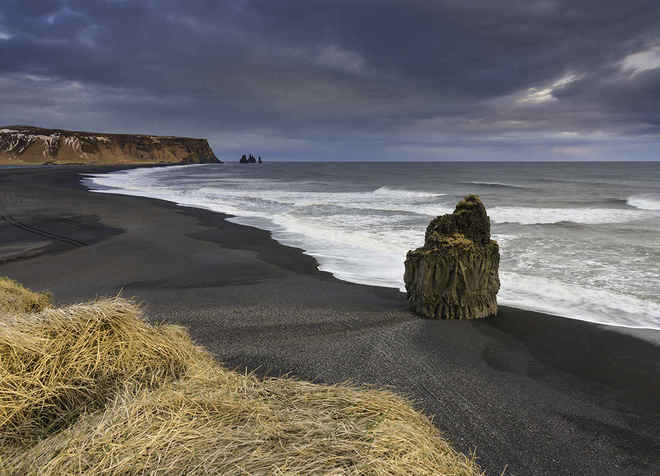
[[84, 162, 660, 330]]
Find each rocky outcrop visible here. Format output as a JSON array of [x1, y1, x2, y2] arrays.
[[0, 126, 221, 165], [240, 154, 262, 163], [404, 195, 500, 320]]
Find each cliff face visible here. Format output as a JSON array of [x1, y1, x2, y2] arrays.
[[0, 126, 220, 165]]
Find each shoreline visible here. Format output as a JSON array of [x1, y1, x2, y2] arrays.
[[81, 162, 660, 332], [1, 165, 659, 474], [73, 164, 660, 332]]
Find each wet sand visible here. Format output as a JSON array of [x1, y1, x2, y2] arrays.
[[1, 165, 659, 475]]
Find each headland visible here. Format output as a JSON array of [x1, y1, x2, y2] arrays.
[[0, 126, 220, 165]]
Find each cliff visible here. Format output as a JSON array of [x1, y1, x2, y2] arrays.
[[0, 126, 220, 165]]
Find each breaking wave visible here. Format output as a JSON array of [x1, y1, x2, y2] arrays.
[[460, 181, 529, 190], [627, 195, 660, 210], [489, 206, 648, 225], [371, 186, 444, 198]]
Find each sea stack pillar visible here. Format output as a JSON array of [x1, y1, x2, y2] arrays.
[[403, 194, 500, 319]]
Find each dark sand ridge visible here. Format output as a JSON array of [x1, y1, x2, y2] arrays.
[[1, 166, 659, 475]]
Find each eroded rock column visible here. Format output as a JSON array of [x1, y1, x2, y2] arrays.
[[404, 194, 500, 319]]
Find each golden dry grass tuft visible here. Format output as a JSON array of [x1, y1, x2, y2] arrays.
[[0, 280, 483, 475], [0, 277, 52, 314], [0, 297, 203, 445]]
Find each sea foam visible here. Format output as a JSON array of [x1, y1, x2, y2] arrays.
[[498, 272, 660, 330], [489, 206, 648, 225], [627, 195, 660, 210]]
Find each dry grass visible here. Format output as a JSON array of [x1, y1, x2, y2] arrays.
[[0, 279, 483, 475], [0, 277, 51, 314], [0, 297, 200, 445]]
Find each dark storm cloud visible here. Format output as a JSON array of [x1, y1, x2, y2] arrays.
[[1, 0, 659, 160]]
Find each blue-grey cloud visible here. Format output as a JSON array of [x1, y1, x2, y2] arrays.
[[1, 0, 659, 160]]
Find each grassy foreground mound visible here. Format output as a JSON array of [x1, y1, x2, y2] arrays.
[[0, 278, 482, 475]]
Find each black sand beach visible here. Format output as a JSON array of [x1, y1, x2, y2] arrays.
[[1, 166, 659, 475]]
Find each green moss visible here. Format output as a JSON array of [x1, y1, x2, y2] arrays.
[[424, 233, 476, 253]]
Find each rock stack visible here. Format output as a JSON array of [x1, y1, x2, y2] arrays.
[[240, 154, 263, 163], [404, 194, 500, 319]]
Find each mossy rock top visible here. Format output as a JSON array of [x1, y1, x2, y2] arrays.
[[424, 194, 490, 247]]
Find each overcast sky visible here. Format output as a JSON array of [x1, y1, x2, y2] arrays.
[[1, 0, 659, 161]]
